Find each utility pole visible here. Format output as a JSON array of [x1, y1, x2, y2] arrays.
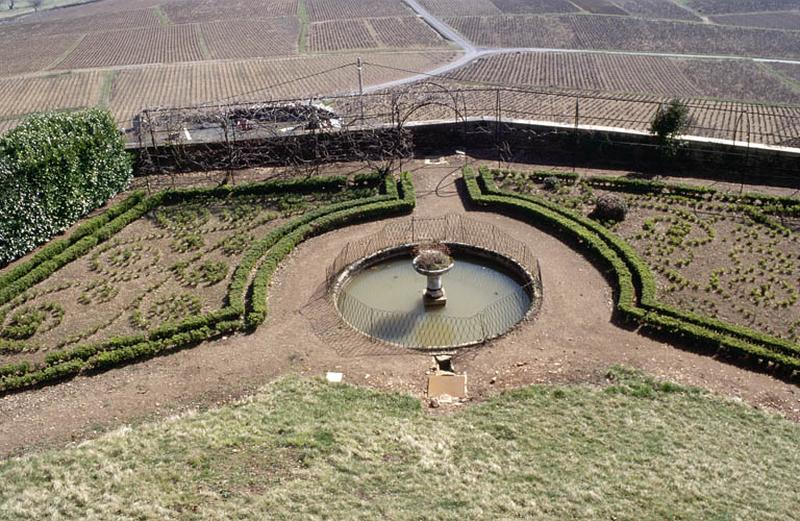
[[357, 57, 364, 121]]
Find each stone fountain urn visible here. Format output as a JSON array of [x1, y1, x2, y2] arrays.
[[412, 246, 454, 308]]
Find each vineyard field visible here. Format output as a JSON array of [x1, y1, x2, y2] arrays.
[[677, 59, 800, 104], [450, 53, 697, 96], [201, 19, 300, 59], [308, 19, 376, 51], [54, 25, 206, 69], [0, 71, 104, 119], [106, 52, 458, 124], [369, 17, 447, 48], [711, 12, 800, 31], [445, 15, 800, 59], [489, 0, 578, 14], [0, 8, 161, 37], [308, 16, 447, 52], [0, 33, 82, 76], [419, 0, 501, 16], [8, 0, 165, 21], [685, 0, 800, 15], [305, 0, 411, 21], [770, 63, 800, 84], [448, 52, 800, 104], [384, 84, 800, 146], [162, 0, 298, 24], [569, 0, 627, 15], [611, 0, 700, 22]]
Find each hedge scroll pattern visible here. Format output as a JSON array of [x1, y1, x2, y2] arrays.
[[0, 173, 415, 392], [464, 166, 800, 377]]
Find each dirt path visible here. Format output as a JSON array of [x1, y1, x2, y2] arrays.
[[1, 160, 799, 459]]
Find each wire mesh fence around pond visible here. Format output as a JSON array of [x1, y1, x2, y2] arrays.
[[326, 214, 539, 289], [328, 215, 543, 350]]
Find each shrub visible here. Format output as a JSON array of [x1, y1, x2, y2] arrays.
[[593, 194, 628, 222], [1, 306, 45, 340], [650, 99, 691, 143], [0, 171, 415, 392], [542, 176, 561, 191], [0, 109, 133, 265]]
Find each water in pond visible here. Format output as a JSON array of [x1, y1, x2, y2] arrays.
[[337, 254, 532, 348]]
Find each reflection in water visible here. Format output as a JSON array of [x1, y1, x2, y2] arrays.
[[338, 255, 532, 347]]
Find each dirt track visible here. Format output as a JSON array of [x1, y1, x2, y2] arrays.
[[1, 160, 799, 459]]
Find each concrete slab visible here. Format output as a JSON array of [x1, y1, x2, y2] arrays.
[[428, 373, 467, 398]]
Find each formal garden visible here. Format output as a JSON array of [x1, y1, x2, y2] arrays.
[[2, 102, 800, 520], [0, 110, 415, 392]]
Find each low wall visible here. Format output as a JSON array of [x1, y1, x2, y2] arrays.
[[407, 118, 800, 188], [131, 117, 800, 188]]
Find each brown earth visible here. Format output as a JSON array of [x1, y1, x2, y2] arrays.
[[1, 158, 800, 459]]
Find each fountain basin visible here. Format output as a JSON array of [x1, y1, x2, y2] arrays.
[[333, 243, 538, 350]]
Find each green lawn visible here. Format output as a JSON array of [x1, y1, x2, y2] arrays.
[[1, 367, 798, 520]]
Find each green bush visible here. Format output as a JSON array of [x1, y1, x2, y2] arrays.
[[650, 99, 691, 144], [0, 109, 133, 265]]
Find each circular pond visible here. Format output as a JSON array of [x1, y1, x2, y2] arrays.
[[334, 244, 537, 349]]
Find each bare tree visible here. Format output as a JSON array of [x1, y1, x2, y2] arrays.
[[31, 0, 43, 11]]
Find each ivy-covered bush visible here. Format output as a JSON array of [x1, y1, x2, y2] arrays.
[[0, 109, 132, 265]]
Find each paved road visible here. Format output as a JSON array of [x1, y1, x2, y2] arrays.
[[364, 0, 800, 93]]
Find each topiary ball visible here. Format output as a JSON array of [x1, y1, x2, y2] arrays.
[[593, 193, 628, 221]]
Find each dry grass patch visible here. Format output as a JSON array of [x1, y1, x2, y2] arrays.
[[1, 368, 799, 520]]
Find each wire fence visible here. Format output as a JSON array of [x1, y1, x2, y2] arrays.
[[327, 214, 543, 350], [135, 83, 800, 150], [326, 214, 538, 289], [336, 282, 534, 350], [132, 82, 800, 185]]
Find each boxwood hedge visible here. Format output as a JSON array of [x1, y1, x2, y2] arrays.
[[464, 166, 800, 376], [0, 172, 415, 392]]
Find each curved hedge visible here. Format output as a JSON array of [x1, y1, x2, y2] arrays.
[[0, 172, 415, 393], [464, 166, 800, 376], [0, 109, 133, 266]]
